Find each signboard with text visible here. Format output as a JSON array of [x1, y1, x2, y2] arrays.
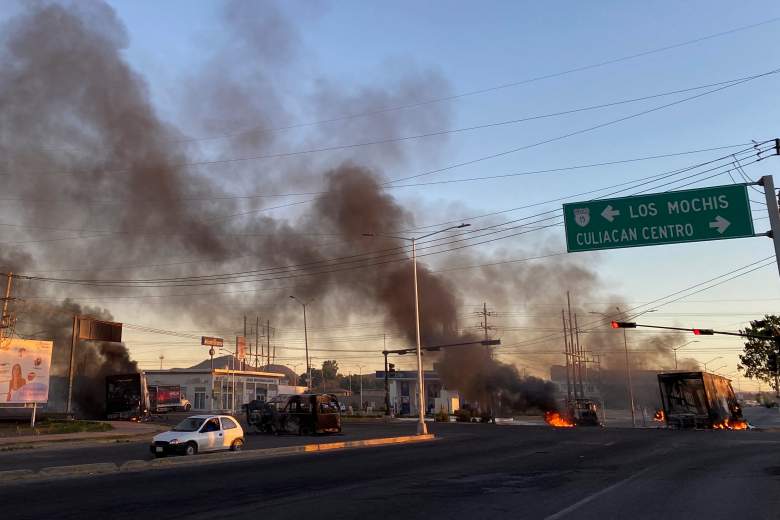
[[201, 336, 224, 348], [563, 184, 754, 252]]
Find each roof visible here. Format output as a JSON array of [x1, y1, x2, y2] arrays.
[[144, 368, 286, 378]]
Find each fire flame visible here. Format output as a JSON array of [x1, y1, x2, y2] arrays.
[[545, 411, 575, 428], [712, 418, 748, 430], [653, 409, 665, 422]]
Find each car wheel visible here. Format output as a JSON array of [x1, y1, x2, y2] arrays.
[[154, 452, 166, 458], [231, 439, 244, 452], [184, 404, 192, 411], [184, 442, 198, 456]]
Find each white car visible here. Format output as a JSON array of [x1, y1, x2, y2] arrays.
[[150, 415, 244, 457]]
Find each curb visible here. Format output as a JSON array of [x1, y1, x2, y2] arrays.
[[0, 434, 436, 485]]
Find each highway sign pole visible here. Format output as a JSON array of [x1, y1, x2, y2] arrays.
[[759, 175, 780, 277]]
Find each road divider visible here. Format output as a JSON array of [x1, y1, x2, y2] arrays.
[[0, 434, 436, 485]]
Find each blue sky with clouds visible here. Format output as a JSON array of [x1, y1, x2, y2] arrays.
[[4, 1, 779, 382]]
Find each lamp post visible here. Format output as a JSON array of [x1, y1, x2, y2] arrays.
[[591, 308, 655, 428], [289, 296, 313, 390], [703, 356, 723, 372], [672, 340, 698, 370], [356, 363, 365, 412], [711, 364, 727, 375], [363, 223, 470, 435]]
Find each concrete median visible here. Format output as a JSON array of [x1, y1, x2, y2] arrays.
[[38, 462, 119, 478], [0, 433, 436, 485]]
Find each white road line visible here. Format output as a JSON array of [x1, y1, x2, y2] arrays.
[[543, 466, 654, 520]]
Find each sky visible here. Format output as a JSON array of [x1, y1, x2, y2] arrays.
[[3, 0, 780, 390]]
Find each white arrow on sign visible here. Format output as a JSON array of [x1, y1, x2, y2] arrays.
[[601, 205, 620, 222], [709, 215, 731, 234]]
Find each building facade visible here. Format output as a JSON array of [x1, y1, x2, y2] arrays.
[[144, 368, 292, 413], [374, 370, 460, 416]]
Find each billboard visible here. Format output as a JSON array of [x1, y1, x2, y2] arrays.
[[0, 338, 53, 403], [236, 336, 246, 361]]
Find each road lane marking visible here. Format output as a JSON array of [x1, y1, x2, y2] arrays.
[[543, 466, 654, 520]]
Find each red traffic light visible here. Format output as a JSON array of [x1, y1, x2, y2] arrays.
[[693, 328, 714, 336], [611, 321, 637, 329]]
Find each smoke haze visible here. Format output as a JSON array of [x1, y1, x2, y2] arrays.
[[0, 2, 688, 415]]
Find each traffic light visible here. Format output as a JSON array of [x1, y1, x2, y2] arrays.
[[768, 353, 779, 374], [611, 321, 637, 329], [692, 328, 715, 335], [388, 363, 396, 377]]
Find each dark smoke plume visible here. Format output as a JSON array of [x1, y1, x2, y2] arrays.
[[0, 2, 687, 417]]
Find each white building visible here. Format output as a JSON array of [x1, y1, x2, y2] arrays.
[[144, 367, 292, 413], [375, 370, 460, 416]]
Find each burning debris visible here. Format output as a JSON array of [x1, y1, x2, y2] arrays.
[[712, 418, 748, 430], [653, 409, 665, 422], [544, 411, 575, 428]]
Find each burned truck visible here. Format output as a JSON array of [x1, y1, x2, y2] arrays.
[[657, 371, 746, 429]]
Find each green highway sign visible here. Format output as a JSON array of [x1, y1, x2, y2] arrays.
[[563, 184, 755, 252]]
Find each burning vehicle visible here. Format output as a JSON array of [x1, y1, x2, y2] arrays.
[[544, 398, 602, 428], [657, 371, 747, 430], [245, 394, 342, 435]]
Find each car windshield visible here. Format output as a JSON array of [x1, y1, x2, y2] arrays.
[[172, 417, 206, 432]]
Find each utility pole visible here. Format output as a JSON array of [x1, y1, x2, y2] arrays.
[[66, 316, 80, 416], [574, 313, 587, 398], [0, 273, 12, 342], [562, 310, 572, 402], [267, 320, 271, 367], [480, 302, 495, 359], [243, 315, 247, 371], [255, 315, 260, 369], [567, 292, 579, 400]]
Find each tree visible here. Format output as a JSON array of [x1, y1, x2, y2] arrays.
[[322, 360, 339, 381], [737, 315, 780, 393]]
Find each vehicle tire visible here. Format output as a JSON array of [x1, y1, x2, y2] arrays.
[[184, 442, 198, 456], [230, 438, 244, 452], [154, 452, 166, 458], [184, 403, 192, 411]]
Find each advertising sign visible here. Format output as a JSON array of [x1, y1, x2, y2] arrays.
[[236, 336, 246, 361], [0, 338, 53, 403], [201, 336, 224, 348]]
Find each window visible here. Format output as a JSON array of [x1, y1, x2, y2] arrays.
[[221, 417, 238, 430], [194, 388, 206, 410], [200, 418, 221, 433]]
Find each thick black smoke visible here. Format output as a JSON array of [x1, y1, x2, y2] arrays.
[[0, 2, 686, 418]]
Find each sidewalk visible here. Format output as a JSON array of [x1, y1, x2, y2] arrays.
[[0, 421, 164, 448]]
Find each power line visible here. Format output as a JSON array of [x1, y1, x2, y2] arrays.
[[164, 16, 780, 145], [14, 144, 769, 290]]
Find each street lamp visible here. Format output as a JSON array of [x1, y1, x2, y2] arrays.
[[289, 295, 313, 391], [703, 356, 722, 372], [711, 364, 727, 374], [363, 223, 470, 435], [356, 363, 365, 412], [591, 307, 656, 428], [672, 340, 699, 370]]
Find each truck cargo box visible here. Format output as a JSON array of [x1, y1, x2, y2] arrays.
[[657, 371, 745, 429]]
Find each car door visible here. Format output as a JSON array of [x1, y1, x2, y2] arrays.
[[220, 416, 240, 448], [198, 417, 222, 451]]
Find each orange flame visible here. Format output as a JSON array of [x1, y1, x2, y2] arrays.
[[545, 411, 575, 428], [712, 418, 748, 430], [653, 409, 665, 422]]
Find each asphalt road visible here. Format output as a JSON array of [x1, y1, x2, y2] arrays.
[[0, 421, 420, 471], [1, 423, 779, 519]]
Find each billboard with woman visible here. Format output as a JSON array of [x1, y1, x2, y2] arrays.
[[0, 338, 53, 403]]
